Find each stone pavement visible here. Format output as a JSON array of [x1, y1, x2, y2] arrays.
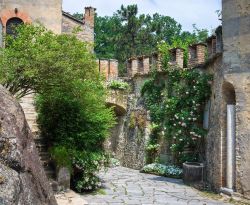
[[82, 166, 231, 205]]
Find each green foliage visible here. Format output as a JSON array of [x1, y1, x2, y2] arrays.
[[0, 24, 96, 98], [142, 43, 212, 165], [50, 146, 72, 172], [94, 5, 187, 74], [107, 80, 129, 90], [37, 80, 115, 191], [141, 163, 183, 178], [72, 150, 109, 192], [1, 24, 116, 192]]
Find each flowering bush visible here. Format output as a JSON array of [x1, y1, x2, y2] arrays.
[[142, 42, 212, 165], [72, 151, 109, 192], [141, 163, 183, 178], [109, 158, 120, 167]]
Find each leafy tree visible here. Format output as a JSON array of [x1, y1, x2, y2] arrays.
[[0, 24, 115, 192], [0, 24, 97, 98]]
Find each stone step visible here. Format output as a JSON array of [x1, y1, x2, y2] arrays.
[[45, 169, 56, 179]]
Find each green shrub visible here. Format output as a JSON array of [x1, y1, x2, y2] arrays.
[[72, 151, 109, 192], [37, 85, 115, 192], [141, 163, 183, 178], [50, 146, 72, 172], [107, 80, 129, 90]]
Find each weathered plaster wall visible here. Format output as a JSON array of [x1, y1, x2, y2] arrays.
[[0, 0, 62, 34], [206, 0, 250, 198], [205, 55, 224, 191], [222, 0, 250, 198]]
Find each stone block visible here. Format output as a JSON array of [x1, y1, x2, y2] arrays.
[[57, 167, 71, 191]]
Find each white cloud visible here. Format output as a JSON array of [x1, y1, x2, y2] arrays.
[[62, 0, 221, 32]]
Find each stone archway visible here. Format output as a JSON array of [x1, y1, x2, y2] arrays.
[[222, 81, 236, 192]]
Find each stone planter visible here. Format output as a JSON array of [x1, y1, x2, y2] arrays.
[[183, 162, 204, 184]]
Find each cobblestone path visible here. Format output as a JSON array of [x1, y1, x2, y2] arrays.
[[83, 166, 231, 205]]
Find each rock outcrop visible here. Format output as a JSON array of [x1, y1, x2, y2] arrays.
[[0, 86, 57, 205]]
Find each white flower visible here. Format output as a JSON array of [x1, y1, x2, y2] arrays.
[[179, 139, 183, 141], [178, 130, 182, 134], [186, 92, 189, 94], [181, 123, 187, 127], [174, 124, 176, 126]]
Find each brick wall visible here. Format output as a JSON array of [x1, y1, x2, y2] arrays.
[[98, 59, 119, 80], [188, 43, 206, 68]]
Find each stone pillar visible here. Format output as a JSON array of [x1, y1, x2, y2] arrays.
[[143, 57, 150, 74], [176, 48, 184, 68], [226, 105, 236, 190], [109, 60, 119, 79], [197, 44, 206, 65], [99, 60, 109, 80], [131, 59, 138, 77]]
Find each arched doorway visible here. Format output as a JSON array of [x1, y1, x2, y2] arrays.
[[222, 81, 236, 192], [6, 17, 23, 37]]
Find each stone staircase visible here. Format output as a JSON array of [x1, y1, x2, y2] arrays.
[[35, 137, 56, 180], [20, 94, 57, 183]]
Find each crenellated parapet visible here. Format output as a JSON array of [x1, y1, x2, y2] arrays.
[[206, 26, 223, 59], [98, 59, 119, 80], [187, 43, 207, 68]]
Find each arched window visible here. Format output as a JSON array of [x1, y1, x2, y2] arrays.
[[6, 17, 23, 37], [0, 19, 3, 47]]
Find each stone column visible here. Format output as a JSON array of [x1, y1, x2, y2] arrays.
[[143, 57, 150, 74], [226, 105, 236, 190], [131, 59, 138, 77], [176, 48, 184, 68]]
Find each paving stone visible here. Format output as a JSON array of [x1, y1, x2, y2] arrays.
[[82, 167, 232, 205]]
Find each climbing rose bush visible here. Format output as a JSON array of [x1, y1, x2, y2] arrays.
[[142, 42, 212, 165]]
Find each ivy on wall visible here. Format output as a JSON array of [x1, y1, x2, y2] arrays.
[[142, 42, 212, 165]]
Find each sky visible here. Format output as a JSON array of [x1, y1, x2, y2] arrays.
[[62, 0, 221, 32]]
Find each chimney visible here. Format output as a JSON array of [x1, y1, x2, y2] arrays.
[[84, 7, 96, 28]]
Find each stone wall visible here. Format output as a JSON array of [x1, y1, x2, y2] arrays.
[[19, 94, 39, 137], [0, 0, 62, 34], [205, 0, 250, 199], [222, 0, 250, 196], [105, 76, 151, 170]]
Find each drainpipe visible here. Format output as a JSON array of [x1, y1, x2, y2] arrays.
[[226, 104, 236, 190]]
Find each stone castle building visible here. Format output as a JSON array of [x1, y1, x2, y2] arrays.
[[1, 0, 250, 201]]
